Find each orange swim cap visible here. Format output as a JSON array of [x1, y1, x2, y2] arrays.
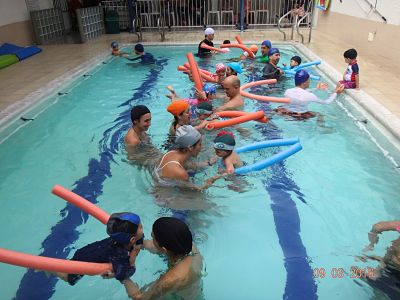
[[250, 45, 258, 54], [167, 100, 189, 116]]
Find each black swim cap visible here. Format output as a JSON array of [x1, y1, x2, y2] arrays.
[[153, 217, 192, 255], [135, 44, 144, 53], [291, 55, 302, 65], [131, 105, 150, 123]]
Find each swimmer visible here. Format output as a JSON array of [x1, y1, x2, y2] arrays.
[[239, 45, 258, 60], [283, 55, 302, 69], [274, 70, 344, 120], [226, 62, 243, 77], [262, 48, 284, 80], [213, 131, 243, 174], [50, 213, 143, 295], [155, 125, 222, 190], [258, 40, 272, 63], [197, 27, 215, 57], [124, 44, 155, 64], [167, 100, 208, 135], [215, 76, 244, 112], [166, 83, 217, 104], [125, 105, 151, 147], [195, 102, 214, 121], [125, 217, 204, 299], [110, 41, 128, 56]]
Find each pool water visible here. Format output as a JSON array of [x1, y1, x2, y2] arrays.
[[1, 45, 400, 300]]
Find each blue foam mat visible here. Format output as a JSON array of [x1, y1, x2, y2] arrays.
[[0, 43, 42, 61]]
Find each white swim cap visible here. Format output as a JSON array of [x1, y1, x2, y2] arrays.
[[204, 27, 215, 35]]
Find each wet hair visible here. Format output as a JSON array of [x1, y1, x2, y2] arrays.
[[131, 105, 150, 124], [223, 40, 231, 44], [153, 217, 192, 255], [343, 48, 357, 59], [291, 55, 302, 65], [135, 43, 144, 53], [108, 217, 138, 235]]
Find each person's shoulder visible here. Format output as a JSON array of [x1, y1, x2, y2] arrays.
[[125, 130, 140, 146]]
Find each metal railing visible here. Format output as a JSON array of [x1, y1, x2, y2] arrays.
[[277, 0, 314, 43]]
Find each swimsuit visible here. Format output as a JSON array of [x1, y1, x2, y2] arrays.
[[154, 151, 184, 186]]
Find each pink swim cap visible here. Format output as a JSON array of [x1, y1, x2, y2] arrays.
[[216, 63, 226, 72]]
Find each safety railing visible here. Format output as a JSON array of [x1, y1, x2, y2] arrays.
[[277, 0, 314, 44]]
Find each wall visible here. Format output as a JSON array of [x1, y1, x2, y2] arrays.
[[0, 0, 53, 45], [316, 0, 400, 64]]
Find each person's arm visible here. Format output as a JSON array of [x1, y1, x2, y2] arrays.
[[143, 239, 163, 254], [125, 56, 141, 61], [223, 157, 235, 175], [126, 274, 176, 300], [365, 220, 400, 251], [310, 83, 344, 105]]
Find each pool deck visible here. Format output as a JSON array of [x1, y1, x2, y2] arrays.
[[1, 29, 400, 138]]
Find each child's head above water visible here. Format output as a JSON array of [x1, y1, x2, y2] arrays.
[[216, 63, 226, 75], [106, 212, 143, 246], [111, 41, 119, 49], [290, 55, 302, 68], [196, 102, 213, 120], [203, 83, 216, 97], [223, 40, 231, 44], [213, 131, 235, 157], [227, 62, 243, 76], [343, 48, 357, 62]]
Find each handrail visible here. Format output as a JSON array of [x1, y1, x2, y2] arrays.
[[157, 17, 165, 41], [277, 10, 293, 41], [132, 18, 142, 41], [296, 12, 310, 44]]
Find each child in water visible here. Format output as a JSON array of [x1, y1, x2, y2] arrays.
[[213, 131, 243, 174], [51, 212, 143, 292], [110, 41, 128, 56], [283, 55, 302, 69]]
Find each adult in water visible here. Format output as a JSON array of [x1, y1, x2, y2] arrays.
[[274, 70, 344, 120], [155, 125, 221, 190], [215, 75, 244, 112], [360, 220, 400, 299], [125, 105, 159, 164], [124, 217, 203, 299], [197, 27, 215, 57], [258, 40, 272, 63], [262, 48, 283, 80], [124, 44, 155, 64], [167, 100, 208, 135], [125, 105, 152, 147]]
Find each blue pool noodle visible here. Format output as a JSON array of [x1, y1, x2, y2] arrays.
[[234, 138, 302, 175], [293, 60, 321, 71], [284, 69, 320, 81]]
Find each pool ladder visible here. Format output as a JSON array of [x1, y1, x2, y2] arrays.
[[277, 10, 313, 44], [132, 17, 166, 42]]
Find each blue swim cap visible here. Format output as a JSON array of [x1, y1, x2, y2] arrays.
[[228, 62, 243, 74], [203, 83, 216, 95], [268, 48, 280, 57], [261, 40, 272, 49], [294, 70, 310, 86], [107, 212, 141, 245], [111, 41, 118, 48]]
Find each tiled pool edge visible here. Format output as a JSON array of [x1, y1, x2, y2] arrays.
[[294, 42, 400, 152], [0, 49, 111, 137]]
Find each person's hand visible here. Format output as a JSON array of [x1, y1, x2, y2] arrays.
[[335, 83, 345, 94], [165, 94, 173, 100], [226, 167, 235, 174], [195, 88, 207, 100], [316, 82, 328, 90], [197, 120, 209, 129], [101, 270, 115, 279], [282, 63, 287, 67], [278, 68, 284, 75]]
